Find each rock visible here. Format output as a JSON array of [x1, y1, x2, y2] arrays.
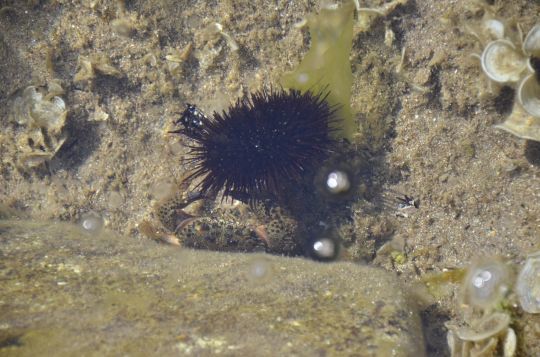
[[0, 219, 425, 356]]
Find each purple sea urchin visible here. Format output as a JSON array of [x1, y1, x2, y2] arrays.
[[171, 89, 339, 201]]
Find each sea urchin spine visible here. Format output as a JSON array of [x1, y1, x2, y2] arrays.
[[171, 89, 339, 201]]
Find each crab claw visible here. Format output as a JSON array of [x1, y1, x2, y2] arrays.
[[254, 225, 269, 246]]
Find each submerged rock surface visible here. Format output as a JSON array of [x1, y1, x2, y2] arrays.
[[0, 219, 424, 356]]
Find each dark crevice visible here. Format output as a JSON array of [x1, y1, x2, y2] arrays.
[[525, 140, 540, 167], [493, 86, 515, 116]]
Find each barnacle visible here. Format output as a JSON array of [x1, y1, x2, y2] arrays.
[[516, 251, 540, 314], [473, 18, 540, 141], [446, 312, 516, 357], [9, 81, 68, 168], [480, 39, 527, 83]]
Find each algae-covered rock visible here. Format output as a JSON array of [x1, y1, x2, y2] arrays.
[[281, 1, 355, 140], [0, 219, 425, 356]]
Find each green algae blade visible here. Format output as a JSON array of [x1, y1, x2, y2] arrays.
[[281, 1, 355, 140]]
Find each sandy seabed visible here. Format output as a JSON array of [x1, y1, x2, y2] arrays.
[[1, 0, 539, 355]]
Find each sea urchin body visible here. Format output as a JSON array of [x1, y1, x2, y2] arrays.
[[173, 89, 339, 201]]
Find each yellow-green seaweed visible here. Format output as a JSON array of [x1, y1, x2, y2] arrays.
[[281, 1, 355, 140]]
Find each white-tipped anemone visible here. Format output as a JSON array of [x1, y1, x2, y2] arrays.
[[516, 251, 540, 314], [481, 39, 528, 83]]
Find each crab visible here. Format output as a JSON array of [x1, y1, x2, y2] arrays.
[[140, 187, 300, 255]]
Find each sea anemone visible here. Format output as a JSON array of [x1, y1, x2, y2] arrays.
[[172, 89, 339, 201]]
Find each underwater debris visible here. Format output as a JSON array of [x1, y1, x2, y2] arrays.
[[9, 81, 68, 168], [74, 54, 123, 83], [395, 194, 419, 218], [206, 22, 239, 52], [193, 22, 238, 74], [165, 43, 193, 77], [110, 11, 148, 37], [88, 103, 110, 122], [516, 251, 540, 314], [445, 257, 516, 356], [355, 0, 409, 33]]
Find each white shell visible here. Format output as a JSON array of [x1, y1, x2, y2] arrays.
[[516, 251, 540, 314], [481, 39, 527, 83], [518, 73, 540, 118], [523, 24, 540, 57], [495, 102, 540, 142]]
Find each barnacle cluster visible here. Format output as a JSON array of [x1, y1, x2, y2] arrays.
[[446, 257, 516, 357], [445, 253, 540, 356], [471, 16, 540, 141], [7, 81, 68, 168], [446, 312, 516, 357]]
